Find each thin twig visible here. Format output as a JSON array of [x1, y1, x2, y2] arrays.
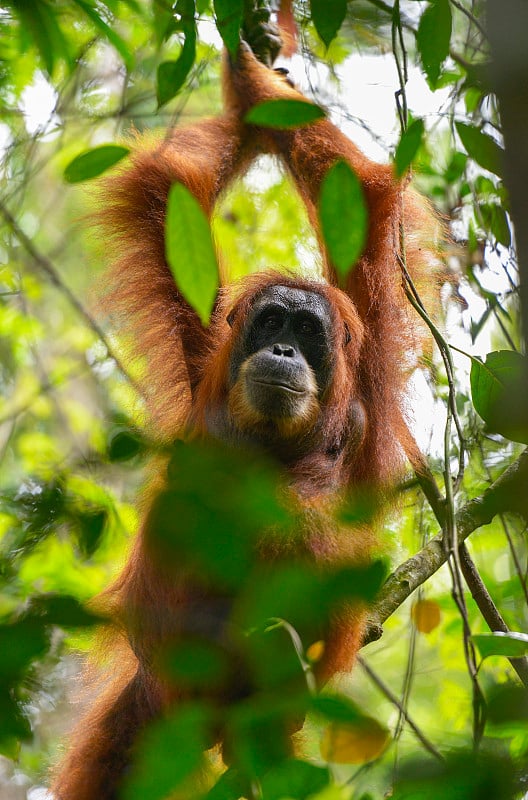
[[490, 304, 518, 351], [0, 202, 146, 400], [358, 0, 476, 70], [440, 333, 486, 744], [0, 376, 78, 427], [394, 494, 428, 756], [357, 655, 444, 763], [449, 0, 488, 39], [399, 255, 466, 488], [392, 0, 408, 133]]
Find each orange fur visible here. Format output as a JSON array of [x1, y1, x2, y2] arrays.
[[51, 47, 442, 800]]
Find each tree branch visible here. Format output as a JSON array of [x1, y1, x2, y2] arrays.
[[364, 449, 528, 644], [459, 543, 528, 688]]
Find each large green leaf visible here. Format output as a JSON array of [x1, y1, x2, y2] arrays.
[[394, 118, 425, 176], [214, 0, 243, 57], [0, 617, 51, 750], [416, 0, 452, 87], [30, 594, 101, 628], [310, 0, 347, 47], [151, 440, 285, 590], [64, 145, 130, 183], [165, 183, 219, 325], [245, 99, 325, 128], [0, 618, 50, 680], [123, 705, 212, 800], [318, 160, 368, 282], [470, 350, 528, 443], [206, 768, 247, 800], [473, 632, 528, 660], [157, 0, 197, 107], [455, 121, 504, 176], [261, 759, 330, 800]]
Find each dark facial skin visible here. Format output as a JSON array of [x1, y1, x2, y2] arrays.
[[205, 284, 366, 481], [229, 285, 334, 408]]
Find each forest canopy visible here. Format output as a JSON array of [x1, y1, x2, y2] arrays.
[[0, 1, 527, 799]]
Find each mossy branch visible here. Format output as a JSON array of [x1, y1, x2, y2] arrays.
[[364, 449, 528, 644]]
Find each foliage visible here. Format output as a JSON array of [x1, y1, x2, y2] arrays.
[[318, 160, 367, 282], [0, 1, 526, 799], [166, 182, 219, 325]]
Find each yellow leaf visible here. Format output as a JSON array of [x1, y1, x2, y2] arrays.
[[306, 640, 325, 662], [411, 599, 441, 634], [320, 718, 390, 764]]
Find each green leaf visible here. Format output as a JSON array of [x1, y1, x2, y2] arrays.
[[214, 0, 243, 57], [455, 122, 504, 176], [153, 0, 180, 44], [416, 0, 452, 87], [392, 752, 515, 800], [0, 692, 31, 752], [227, 693, 309, 775], [108, 430, 144, 462], [464, 61, 493, 94], [465, 86, 483, 114], [444, 151, 467, 184], [394, 119, 425, 176], [479, 203, 511, 247], [312, 695, 364, 724], [487, 683, 528, 725], [470, 350, 528, 443], [30, 594, 101, 628], [72, 0, 134, 71], [157, 0, 197, 106], [474, 175, 496, 196], [152, 441, 285, 590], [157, 640, 230, 690], [207, 768, 247, 800], [261, 759, 330, 800], [13, 0, 73, 75], [311, 0, 347, 47], [0, 618, 50, 680], [165, 183, 219, 325], [244, 99, 325, 128], [76, 509, 108, 557], [157, 44, 195, 107], [123, 705, 212, 800], [318, 160, 368, 282], [473, 632, 528, 660], [64, 145, 130, 183]]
